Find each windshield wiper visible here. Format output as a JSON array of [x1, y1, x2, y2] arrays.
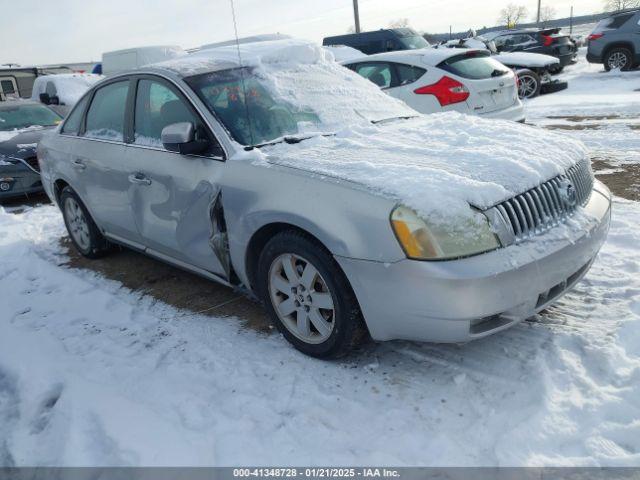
[[246, 133, 335, 150], [372, 115, 419, 125], [491, 69, 508, 77]]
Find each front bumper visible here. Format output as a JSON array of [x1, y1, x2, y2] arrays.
[[0, 164, 43, 201], [476, 99, 525, 123], [338, 181, 612, 343]]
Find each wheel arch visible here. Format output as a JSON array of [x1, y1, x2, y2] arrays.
[[604, 42, 636, 57], [244, 222, 334, 294]]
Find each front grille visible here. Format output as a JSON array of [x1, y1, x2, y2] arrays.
[[491, 158, 593, 243], [23, 156, 40, 173]]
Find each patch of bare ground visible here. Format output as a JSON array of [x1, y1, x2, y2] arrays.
[[60, 237, 273, 334], [592, 159, 640, 202]]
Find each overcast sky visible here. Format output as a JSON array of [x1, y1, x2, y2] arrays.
[[1, 0, 605, 65]]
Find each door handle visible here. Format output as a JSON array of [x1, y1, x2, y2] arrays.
[[72, 159, 86, 171], [128, 172, 152, 186]]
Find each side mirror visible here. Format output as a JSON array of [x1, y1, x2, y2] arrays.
[[39, 93, 51, 105], [161, 122, 209, 155], [50, 95, 60, 105]]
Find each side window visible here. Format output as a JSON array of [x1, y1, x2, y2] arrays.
[[61, 95, 90, 135], [354, 63, 393, 88], [394, 64, 426, 86], [134, 79, 221, 156], [84, 81, 130, 142], [1, 79, 16, 94]]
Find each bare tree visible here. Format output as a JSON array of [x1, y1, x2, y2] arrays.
[[603, 0, 640, 11], [388, 18, 410, 28], [498, 3, 529, 27], [538, 5, 557, 22]]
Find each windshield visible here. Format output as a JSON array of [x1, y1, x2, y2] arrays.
[[0, 104, 62, 131], [185, 61, 416, 147], [400, 35, 430, 50]]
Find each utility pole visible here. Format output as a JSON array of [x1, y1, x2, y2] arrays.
[[353, 0, 361, 33], [570, 6, 574, 34], [536, 0, 542, 25]]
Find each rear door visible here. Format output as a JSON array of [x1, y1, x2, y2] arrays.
[[124, 76, 228, 277], [437, 52, 519, 115], [73, 78, 144, 247]]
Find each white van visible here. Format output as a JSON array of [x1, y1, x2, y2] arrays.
[[102, 46, 185, 75]]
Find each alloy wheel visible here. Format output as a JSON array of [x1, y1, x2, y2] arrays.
[[607, 52, 628, 70], [268, 253, 335, 344], [65, 197, 91, 251], [518, 75, 538, 99]]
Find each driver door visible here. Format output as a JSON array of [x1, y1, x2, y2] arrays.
[[124, 76, 229, 278]]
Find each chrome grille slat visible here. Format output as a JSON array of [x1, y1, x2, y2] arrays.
[[488, 158, 594, 245]]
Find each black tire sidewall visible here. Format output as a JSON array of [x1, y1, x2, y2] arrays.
[[257, 232, 362, 358], [60, 187, 107, 258]]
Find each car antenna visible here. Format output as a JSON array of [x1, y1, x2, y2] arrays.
[[229, 0, 256, 148]]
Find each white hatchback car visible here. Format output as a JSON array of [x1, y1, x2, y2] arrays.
[[343, 49, 525, 122]]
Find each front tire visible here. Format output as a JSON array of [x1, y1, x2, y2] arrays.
[[517, 70, 542, 99], [604, 48, 633, 71], [257, 230, 366, 359], [60, 187, 110, 258]]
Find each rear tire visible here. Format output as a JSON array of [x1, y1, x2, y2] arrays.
[[517, 70, 542, 99], [257, 230, 367, 359], [604, 48, 633, 71], [60, 186, 110, 259]]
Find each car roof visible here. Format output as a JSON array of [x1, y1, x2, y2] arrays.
[[343, 47, 486, 66]]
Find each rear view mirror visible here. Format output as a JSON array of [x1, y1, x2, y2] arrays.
[[161, 122, 209, 155], [39, 93, 51, 105]]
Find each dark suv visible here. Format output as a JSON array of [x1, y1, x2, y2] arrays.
[[484, 28, 577, 71], [322, 28, 430, 55], [587, 9, 640, 71]]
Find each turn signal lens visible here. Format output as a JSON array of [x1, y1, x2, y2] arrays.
[[391, 205, 501, 261]]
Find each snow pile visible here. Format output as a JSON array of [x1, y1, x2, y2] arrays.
[[30, 74, 102, 106], [261, 113, 588, 222], [323, 45, 364, 63], [0, 199, 639, 466]]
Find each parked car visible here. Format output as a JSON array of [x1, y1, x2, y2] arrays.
[[343, 49, 525, 121], [0, 100, 62, 200], [587, 8, 640, 71], [483, 28, 578, 71], [31, 73, 103, 116], [323, 28, 430, 55], [442, 36, 567, 99], [38, 40, 611, 358]]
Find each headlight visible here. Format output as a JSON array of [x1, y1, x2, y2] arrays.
[[391, 205, 501, 261]]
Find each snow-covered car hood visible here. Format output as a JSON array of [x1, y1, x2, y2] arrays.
[[260, 113, 588, 223], [0, 127, 52, 162]]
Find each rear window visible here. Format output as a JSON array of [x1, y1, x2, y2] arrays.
[[438, 53, 510, 80], [595, 13, 634, 32]]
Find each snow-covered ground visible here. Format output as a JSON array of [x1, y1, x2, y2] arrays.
[[1, 50, 639, 467]]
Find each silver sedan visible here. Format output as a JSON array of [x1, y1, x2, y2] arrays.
[[38, 41, 611, 358]]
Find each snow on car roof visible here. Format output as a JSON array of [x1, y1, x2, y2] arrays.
[[152, 39, 328, 76]]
